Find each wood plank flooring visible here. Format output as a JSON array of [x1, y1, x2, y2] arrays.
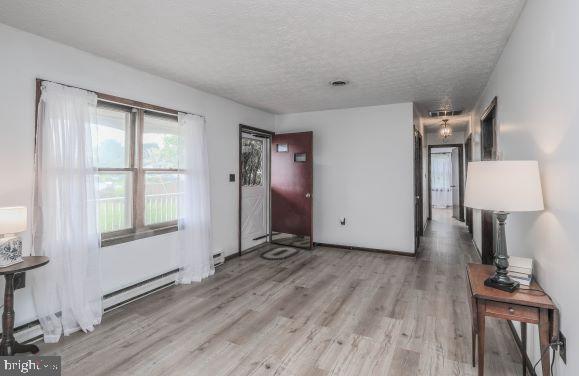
[[39, 209, 523, 375]]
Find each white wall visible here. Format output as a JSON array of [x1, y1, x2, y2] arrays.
[[275, 103, 415, 253], [426, 130, 466, 146], [470, 1, 579, 374], [0, 23, 275, 326]]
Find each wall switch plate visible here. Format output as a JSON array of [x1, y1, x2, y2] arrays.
[[339, 218, 346, 226], [559, 331, 567, 364], [14, 272, 26, 290], [229, 174, 235, 182]]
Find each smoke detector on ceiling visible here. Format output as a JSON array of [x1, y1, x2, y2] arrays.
[[329, 80, 349, 87]]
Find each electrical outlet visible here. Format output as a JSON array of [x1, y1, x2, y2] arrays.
[[229, 173, 236, 182], [559, 331, 567, 364], [14, 272, 26, 290]]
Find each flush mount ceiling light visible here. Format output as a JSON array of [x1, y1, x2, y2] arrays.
[[329, 80, 349, 87], [440, 119, 453, 142]]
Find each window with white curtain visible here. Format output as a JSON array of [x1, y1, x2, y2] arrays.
[[431, 152, 453, 208], [93, 102, 181, 245]]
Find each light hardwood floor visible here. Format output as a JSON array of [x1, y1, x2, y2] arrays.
[[39, 209, 523, 375]]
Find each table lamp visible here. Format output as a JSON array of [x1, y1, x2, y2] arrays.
[[465, 161, 544, 292], [0, 207, 27, 268]]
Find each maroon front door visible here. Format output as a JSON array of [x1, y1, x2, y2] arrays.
[[271, 132, 313, 249]]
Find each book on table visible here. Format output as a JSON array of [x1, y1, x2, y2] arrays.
[[508, 256, 533, 286]]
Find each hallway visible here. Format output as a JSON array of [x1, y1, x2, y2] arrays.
[[419, 208, 523, 375], [39, 211, 523, 375]]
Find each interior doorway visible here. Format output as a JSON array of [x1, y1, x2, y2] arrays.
[[464, 133, 473, 234], [414, 126, 424, 251], [238, 126, 314, 255], [480, 97, 498, 265], [428, 144, 464, 222], [239, 124, 273, 256]]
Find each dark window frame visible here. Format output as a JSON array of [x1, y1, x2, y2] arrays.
[[35, 79, 184, 248], [99, 104, 181, 247]]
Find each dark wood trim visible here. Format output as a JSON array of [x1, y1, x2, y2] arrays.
[[225, 253, 239, 262], [413, 126, 424, 253], [313, 242, 416, 257], [480, 96, 498, 161], [480, 96, 498, 123], [36, 78, 191, 116], [480, 96, 498, 265], [239, 123, 275, 137], [227, 243, 264, 262], [35, 78, 189, 248], [464, 133, 474, 235], [101, 225, 178, 247], [507, 320, 537, 376], [34, 79, 41, 147], [427, 144, 465, 221], [238, 126, 242, 257], [238, 124, 274, 257]]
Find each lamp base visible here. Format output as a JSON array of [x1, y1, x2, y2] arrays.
[[484, 276, 519, 293], [0, 236, 23, 268]]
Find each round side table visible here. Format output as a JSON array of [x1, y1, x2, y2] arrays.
[[0, 256, 49, 355]]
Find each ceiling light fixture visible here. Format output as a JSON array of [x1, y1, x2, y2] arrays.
[[440, 119, 453, 142], [329, 80, 349, 87]]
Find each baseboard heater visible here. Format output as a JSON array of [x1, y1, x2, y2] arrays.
[[11, 251, 228, 344], [11, 268, 180, 344]]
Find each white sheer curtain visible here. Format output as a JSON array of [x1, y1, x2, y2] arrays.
[[176, 113, 214, 283], [32, 81, 102, 343], [431, 153, 453, 208]]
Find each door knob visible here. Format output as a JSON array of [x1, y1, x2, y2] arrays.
[[306, 193, 311, 198]]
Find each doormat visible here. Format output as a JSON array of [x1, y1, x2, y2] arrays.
[[260, 246, 300, 261]]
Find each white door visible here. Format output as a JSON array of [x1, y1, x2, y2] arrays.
[[241, 134, 269, 251]]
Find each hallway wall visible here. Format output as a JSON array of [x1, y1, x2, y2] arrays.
[[426, 129, 466, 146], [470, 1, 579, 374]]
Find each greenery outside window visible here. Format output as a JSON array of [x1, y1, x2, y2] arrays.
[[241, 137, 263, 186], [94, 102, 181, 246]]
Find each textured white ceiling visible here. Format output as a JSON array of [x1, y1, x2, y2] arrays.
[[0, 0, 524, 114]]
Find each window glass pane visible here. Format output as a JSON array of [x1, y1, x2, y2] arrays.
[[94, 106, 130, 168], [97, 172, 132, 233], [145, 173, 180, 225], [241, 138, 263, 186], [143, 114, 179, 169]]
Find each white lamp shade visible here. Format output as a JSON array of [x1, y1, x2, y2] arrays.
[[465, 161, 544, 212], [0, 206, 27, 234]]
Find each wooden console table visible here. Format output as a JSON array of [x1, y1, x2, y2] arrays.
[[467, 263, 558, 376], [0, 256, 49, 355]]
